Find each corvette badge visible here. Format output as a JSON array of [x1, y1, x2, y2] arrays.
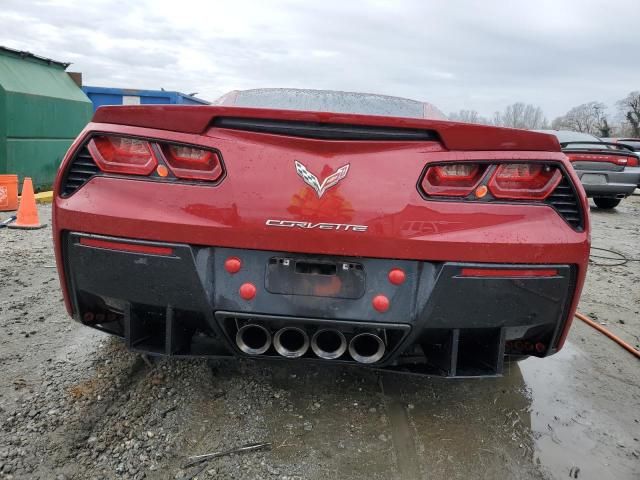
[[294, 160, 349, 198], [265, 219, 368, 232]]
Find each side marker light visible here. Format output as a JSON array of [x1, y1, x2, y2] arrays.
[[475, 185, 488, 198], [156, 165, 169, 177]]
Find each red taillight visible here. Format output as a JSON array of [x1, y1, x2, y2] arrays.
[[161, 144, 223, 181], [88, 135, 157, 175], [566, 153, 636, 167], [421, 163, 487, 197], [488, 164, 561, 200], [86, 135, 224, 181]]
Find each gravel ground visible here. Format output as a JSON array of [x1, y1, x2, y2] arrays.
[[0, 198, 639, 480]]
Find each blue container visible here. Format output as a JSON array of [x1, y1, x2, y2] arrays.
[[82, 86, 210, 111]]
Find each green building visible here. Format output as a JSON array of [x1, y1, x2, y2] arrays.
[[0, 47, 92, 189]]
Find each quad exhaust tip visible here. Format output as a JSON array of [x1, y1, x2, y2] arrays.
[[311, 329, 347, 360], [236, 324, 386, 364], [236, 324, 272, 355], [274, 327, 310, 358], [349, 332, 386, 364]]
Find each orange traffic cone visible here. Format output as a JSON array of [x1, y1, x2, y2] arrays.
[[8, 177, 46, 229]]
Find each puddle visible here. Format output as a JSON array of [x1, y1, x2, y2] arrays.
[[360, 341, 639, 480], [520, 342, 639, 480], [386, 365, 541, 479]]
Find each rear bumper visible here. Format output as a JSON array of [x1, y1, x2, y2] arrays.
[[62, 232, 580, 377], [576, 167, 640, 197]]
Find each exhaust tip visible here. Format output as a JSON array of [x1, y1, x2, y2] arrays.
[[349, 332, 385, 364], [274, 327, 309, 358], [236, 324, 271, 355], [311, 329, 347, 360]]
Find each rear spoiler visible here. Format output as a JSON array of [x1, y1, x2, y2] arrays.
[[560, 141, 636, 156], [92, 105, 561, 152]]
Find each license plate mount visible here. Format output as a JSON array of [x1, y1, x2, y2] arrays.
[[581, 173, 607, 185], [265, 257, 365, 299]]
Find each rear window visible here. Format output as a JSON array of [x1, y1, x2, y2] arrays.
[[218, 88, 446, 120]]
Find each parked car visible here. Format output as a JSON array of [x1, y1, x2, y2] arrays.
[[538, 130, 640, 209], [602, 137, 640, 187], [602, 137, 640, 155], [53, 90, 589, 378]]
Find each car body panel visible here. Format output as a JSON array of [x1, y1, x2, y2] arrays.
[[53, 105, 590, 376]]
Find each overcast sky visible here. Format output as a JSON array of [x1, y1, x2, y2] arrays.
[[2, 0, 638, 119]]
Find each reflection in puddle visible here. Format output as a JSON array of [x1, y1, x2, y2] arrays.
[[520, 342, 638, 480], [382, 364, 540, 479], [226, 340, 638, 480], [230, 359, 540, 479]]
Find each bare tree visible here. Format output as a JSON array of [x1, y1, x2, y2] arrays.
[[616, 91, 640, 137], [552, 101, 609, 136], [592, 102, 611, 137], [492, 111, 502, 127], [598, 117, 611, 137], [493, 103, 547, 129], [448, 110, 489, 124]]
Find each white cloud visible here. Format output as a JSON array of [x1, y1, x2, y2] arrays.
[[1, 0, 638, 118]]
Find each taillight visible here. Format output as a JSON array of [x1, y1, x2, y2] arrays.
[[418, 161, 582, 229], [488, 164, 561, 200], [161, 144, 223, 181], [86, 135, 225, 182], [566, 153, 636, 167], [88, 135, 157, 175], [421, 163, 487, 197]]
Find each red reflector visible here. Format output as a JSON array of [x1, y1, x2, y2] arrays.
[[372, 294, 390, 312], [388, 268, 406, 285], [488, 163, 561, 200], [239, 282, 257, 300], [224, 257, 242, 274], [88, 135, 157, 175], [460, 268, 558, 278], [421, 163, 487, 197], [79, 237, 173, 256], [161, 144, 223, 181]]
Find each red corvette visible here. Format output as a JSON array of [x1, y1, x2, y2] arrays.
[[53, 90, 590, 377]]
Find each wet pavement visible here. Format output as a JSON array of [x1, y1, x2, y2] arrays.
[[1, 200, 639, 479]]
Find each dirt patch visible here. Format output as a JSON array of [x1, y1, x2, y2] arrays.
[[0, 199, 639, 479]]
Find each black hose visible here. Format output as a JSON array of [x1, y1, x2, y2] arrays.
[[589, 246, 640, 267]]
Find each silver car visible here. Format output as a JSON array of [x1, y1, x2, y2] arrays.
[[539, 130, 640, 209]]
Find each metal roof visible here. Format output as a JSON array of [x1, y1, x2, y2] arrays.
[[0, 46, 70, 69]]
